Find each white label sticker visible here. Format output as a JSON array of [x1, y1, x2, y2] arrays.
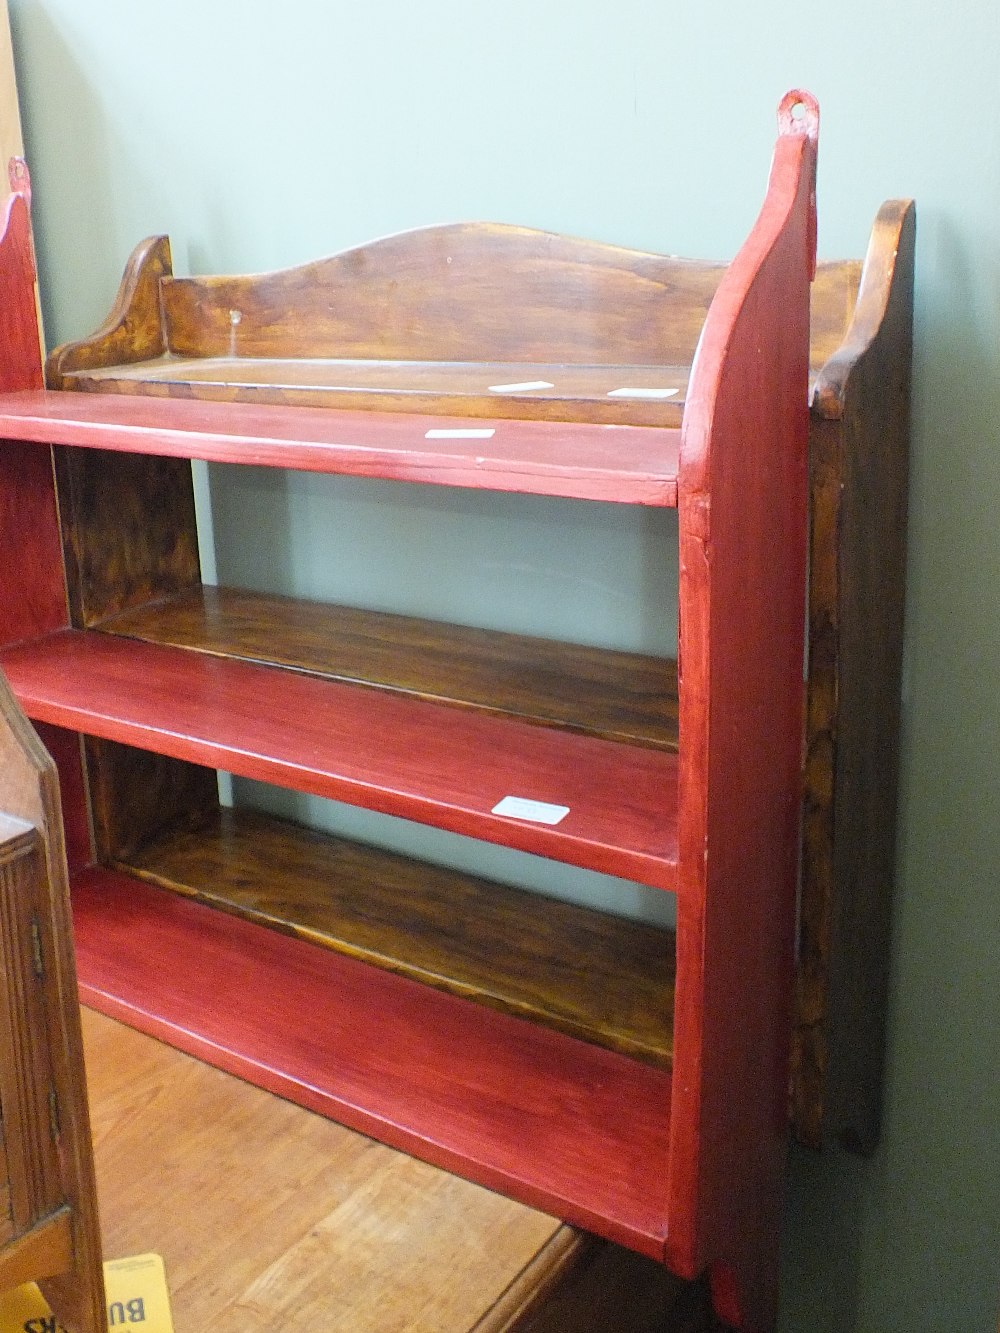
[[425, 428, 496, 439], [607, 386, 680, 399], [491, 795, 570, 825], [488, 380, 555, 393]]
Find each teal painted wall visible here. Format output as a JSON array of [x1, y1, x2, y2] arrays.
[[7, 2, 998, 1328]]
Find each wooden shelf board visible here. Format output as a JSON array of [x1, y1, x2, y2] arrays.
[[118, 805, 676, 1066], [0, 390, 680, 505], [98, 586, 679, 752], [2, 630, 680, 890], [64, 356, 691, 429], [71, 865, 673, 1255]]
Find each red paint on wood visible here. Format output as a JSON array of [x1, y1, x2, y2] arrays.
[[31, 725, 90, 872], [0, 192, 68, 649], [0, 185, 87, 879], [0, 441, 69, 645], [0, 96, 828, 1331], [0, 390, 679, 505], [2, 631, 680, 889], [669, 94, 817, 1330], [0, 189, 42, 394], [72, 866, 673, 1253]]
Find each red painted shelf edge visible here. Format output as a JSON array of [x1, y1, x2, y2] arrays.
[[2, 630, 679, 891], [71, 865, 672, 1257], [0, 390, 680, 507]]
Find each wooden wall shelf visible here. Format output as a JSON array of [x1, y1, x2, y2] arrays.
[[0, 89, 914, 1332]]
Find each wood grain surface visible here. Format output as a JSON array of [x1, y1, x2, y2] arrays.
[[116, 803, 676, 1064], [97, 584, 679, 751], [63, 356, 693, 427], [795, 198, 915, 1152], [81, 1007, 572, 1333], [54, 446, 201, 627]]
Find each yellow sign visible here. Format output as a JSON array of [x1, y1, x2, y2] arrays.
[[0, 1253, 173, 1332]]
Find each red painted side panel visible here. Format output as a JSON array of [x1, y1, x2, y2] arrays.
[[0, 182, 90, 869], [32, 723, 91, 871], [670, 94, 818, 1330], [0, 189, 68, 649]]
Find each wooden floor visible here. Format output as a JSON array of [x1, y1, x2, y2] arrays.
[[81, 1008, 713, 1332]]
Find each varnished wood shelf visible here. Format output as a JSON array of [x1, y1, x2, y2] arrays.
[[62, 355, 692, 428], [0, 390, 681, 505], [71, 865, 674, 1256], [0, 630, 680, 889], [114, 804, 676, 1066], [97, 586, 679, 752]]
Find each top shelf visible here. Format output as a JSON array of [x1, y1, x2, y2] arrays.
[[0, 387, 680, 506], [61, 356, 691, 427]]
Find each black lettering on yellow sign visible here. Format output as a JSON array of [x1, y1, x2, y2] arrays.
[[109, 1297, 146, 1324], [22, 1294, 145, 1331]]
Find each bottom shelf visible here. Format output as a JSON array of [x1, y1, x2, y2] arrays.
[[116, 805, 676, 1066], [71, 867, 673, 1256]]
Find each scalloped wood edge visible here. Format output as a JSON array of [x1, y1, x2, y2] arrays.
[[46, 234, 172, 389], [811, 199, 916, 420]]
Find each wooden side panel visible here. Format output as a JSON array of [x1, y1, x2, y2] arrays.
[[45, 235, 172, 388], [797, 200, 915, 1152], [55, 445, 201, 626], [85, 736, 219, 865], [0, 830, 62, 1232], [0, 672, 106, 1333], [671, 95, 816, 1331], [0, 175, 41, 394]]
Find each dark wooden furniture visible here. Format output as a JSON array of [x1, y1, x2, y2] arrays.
[[0, 663, 105, 1333], [0, 92, 912, 1329]]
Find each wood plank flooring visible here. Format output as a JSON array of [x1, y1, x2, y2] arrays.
[[81, 1008, 714, 1331]]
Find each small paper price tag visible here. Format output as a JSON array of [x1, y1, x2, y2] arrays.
[[491, 796, 570, 825]]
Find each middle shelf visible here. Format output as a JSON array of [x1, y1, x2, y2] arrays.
[[0, 591, 681, 890]]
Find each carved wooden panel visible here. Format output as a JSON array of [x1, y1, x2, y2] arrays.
[[0, 822, 62, 1240]]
